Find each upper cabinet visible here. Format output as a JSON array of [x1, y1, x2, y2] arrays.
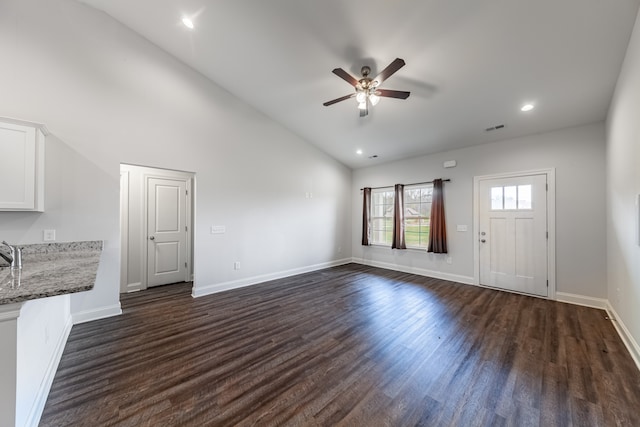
[[0, 118, 45, 211]]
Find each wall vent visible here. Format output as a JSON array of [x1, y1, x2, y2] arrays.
[[368, 155, 378, 159], [485, 124, 506, 132]]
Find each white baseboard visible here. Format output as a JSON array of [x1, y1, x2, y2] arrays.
[[24, 315, 73, 427], [72, 304, 122, 324], [126, 282, 143, 293], [351, 257, 475, 285], [193, 258, 353, 298], [555, 292, 608, 309], [606, 302, 640, 372]]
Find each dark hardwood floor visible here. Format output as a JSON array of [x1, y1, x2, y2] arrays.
[[40, 264, 640, 426]]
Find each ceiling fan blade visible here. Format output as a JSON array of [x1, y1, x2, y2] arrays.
[[332, 68, 360, 87], [372, 58, 406, 85], [376, 89, 411, 99], [323, 93, 356, 106]]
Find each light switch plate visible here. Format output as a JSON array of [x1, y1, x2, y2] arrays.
[[211, 226, 226, 234], [456, 225, 468, 232]]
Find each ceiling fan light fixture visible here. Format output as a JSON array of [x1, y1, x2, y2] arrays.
[[369, 93, 380, 106], [358, 101, 367, 110], [181, 17, 195, 29], [356, 92, 367, 103]]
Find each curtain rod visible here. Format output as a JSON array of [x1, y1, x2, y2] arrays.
[[360, 179, 450, 191]]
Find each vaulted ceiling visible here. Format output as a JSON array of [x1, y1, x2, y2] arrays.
[[77, 0, 640, 168]]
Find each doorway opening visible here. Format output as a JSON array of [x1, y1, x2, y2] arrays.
[[473, 169, 556, 299], [120, 164, 195, 293]]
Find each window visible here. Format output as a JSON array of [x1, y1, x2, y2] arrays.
[[491, 185, 532, 210], [370, 184, 433, 248], [371, 188, 394, 246], [404, 184, 432, 249]]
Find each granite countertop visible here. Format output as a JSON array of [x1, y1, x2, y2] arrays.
[[0, 241, 103, 305]]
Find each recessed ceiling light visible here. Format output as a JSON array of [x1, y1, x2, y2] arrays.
[[521, 104, 535, 112], [182, 17, 195, 29], [356, 149, 363, 155]]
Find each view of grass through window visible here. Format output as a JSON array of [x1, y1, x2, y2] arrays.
[[371, 184, 433, 248]]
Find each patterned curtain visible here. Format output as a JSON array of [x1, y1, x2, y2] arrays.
[[427, 179, 447, 253], [392, 184, 406, 249], [362, 187, 372, 246]]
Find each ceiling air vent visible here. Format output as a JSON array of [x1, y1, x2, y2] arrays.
[[368, 155, 378, 159], [485, 124, 506, 132]]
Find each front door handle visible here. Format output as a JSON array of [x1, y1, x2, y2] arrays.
[[481, 239, 486, 243]]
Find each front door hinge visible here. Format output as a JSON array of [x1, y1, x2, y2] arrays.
[[185, 226, 188, 232], [185, 262, 188, 268], [186, 189, 188, 195], [546, 183, 548, 191], [546, 231, 548, 239], [547, 280, 549, 287]]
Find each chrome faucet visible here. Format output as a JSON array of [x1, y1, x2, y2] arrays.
[[0, 241, 22, 269]]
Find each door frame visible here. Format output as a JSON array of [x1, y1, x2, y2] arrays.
[[142, 171, 193, 290], [120, 164, 194, 293], [473, 168, 556, 299]]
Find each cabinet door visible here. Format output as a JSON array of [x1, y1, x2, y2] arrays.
[[0, 122, 40, 210]]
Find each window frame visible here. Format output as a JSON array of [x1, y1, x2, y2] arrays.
[[368, 183, 434, 249], [370, 187, 395, 246], [403, 183, 433, 250]]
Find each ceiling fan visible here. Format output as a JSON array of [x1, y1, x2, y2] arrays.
[[323, 58, 411, 117]]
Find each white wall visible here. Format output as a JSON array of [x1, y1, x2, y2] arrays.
[[606, 7, 640, 361], [352, 122, 607, 298], [0, 0, 352, 312]]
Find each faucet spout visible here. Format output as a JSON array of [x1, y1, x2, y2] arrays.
[[1, 241, 21, 269], [0, 250, 12, 264]]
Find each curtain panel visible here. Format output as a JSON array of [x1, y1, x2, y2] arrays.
[[362, 187, 372, 246], [391, 184, 406, 249], [427, 179, 447, 253]]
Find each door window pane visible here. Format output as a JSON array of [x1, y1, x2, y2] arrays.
[[491, 187, 503, 210], [504, 186, 517, 210], [518, 185, 532, 209]]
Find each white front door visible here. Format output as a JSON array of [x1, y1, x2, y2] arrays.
[[147, 177, 187, 287], [479, 174, 548, 296]]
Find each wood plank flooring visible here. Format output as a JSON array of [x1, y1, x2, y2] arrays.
[[40, 264, 640, 426]]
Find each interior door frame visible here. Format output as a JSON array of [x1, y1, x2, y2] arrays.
[[473, 168, 556, 300], [142, 171, 193, 290]]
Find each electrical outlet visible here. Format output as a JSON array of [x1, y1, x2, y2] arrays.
[[446, 257, 453, 265], [234, 261, 241, 270], [43, 229, 56, 241]]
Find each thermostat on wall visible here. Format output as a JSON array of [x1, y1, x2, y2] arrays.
[[443, 160, 457, 168]]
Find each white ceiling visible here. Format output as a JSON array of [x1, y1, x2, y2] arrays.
[[77, 0, 639, 169]]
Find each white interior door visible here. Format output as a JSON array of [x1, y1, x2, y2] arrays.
[[479, 174, 548, 296], [147, 177, 187, 287]]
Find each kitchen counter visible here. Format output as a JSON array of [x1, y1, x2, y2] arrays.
[[0, 241, 102, 305]]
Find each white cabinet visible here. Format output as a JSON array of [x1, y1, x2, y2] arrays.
[[0, 119, 45, 211]]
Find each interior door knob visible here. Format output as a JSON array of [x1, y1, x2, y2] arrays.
[[149, 236, 155, 241], [481, 239, 486, 243]]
